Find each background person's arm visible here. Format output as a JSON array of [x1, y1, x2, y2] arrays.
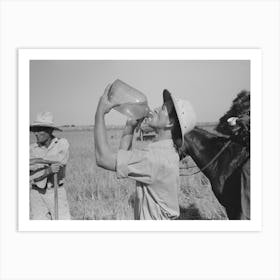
[[30, 158, 59, 166], [30, 163, 61, 184]]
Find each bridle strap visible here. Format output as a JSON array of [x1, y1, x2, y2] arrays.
[[180, 140, 232, 176]]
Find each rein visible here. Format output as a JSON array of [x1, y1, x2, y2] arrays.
[[180, 140, 232, 176]]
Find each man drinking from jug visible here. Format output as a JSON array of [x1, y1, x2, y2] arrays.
[[94, 84, 196, 220]]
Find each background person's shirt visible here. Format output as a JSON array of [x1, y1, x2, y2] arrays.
[[30, 137, 69, 189], [116, 139, 180, 220]]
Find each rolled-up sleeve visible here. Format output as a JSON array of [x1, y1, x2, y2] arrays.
[[116, 149, 154, 184], [57, 139, 69, 164], [46, 138, 69, 164]]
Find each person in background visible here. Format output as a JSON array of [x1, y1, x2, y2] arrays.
[[94, 85, 196, 220], [227, 112, 250, 150], [30, 112, 71, 220], [228, 111, 250, 220]]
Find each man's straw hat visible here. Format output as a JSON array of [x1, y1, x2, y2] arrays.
[[30, 112, 62, 132], [163, 89, 196, 147]]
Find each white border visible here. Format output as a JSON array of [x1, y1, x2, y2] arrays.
[[18, 48, 262, 232]]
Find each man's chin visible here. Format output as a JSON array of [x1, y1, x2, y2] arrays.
[[141, 122, 155, 132], [145, 122, 154, 129]]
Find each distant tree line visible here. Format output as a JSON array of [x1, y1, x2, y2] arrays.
[[62, 124, 76, 127]]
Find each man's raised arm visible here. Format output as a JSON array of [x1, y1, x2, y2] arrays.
[[94, 84, 118, 171]]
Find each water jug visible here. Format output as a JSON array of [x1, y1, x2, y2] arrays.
[[108, 79, 151, 120]]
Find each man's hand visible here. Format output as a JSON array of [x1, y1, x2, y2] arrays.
[[237, 114, 250, 131], [49, 163, 61, 174], [126, 117, 142, 128], [123, 117, 143, 135], [96, 84, 119, 115]]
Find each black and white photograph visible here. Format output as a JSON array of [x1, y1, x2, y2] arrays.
[[29, 59, 250, 221], [18, 49, 261, 231]]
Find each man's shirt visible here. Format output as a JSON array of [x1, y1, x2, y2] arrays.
[[30, 137, 69, 189], [117, 139, 180, 220]]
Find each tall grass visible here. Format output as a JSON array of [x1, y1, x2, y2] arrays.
[[57, 129, 135, 219]]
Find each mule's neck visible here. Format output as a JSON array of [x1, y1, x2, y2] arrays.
[[183, 128, 231, 182], [184, 130, 215, 170]]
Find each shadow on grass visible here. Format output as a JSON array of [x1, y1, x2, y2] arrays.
[[178, 203, 205, 220]]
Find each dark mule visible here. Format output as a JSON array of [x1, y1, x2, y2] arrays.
[[180, 127, 250, 220]]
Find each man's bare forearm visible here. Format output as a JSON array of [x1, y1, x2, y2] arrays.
[[94, 110, 116, 170], [32, 167, 51, 182], [94, 111, 109, 155], [119, 125, 135, 151], [30, 158, 58, 166]]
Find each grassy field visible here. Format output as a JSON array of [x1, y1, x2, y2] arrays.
[[31, 125, 228, 220]]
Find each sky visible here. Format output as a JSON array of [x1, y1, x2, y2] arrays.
[[30, 60, 250, 126]]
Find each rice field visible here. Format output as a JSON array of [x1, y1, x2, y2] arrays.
[[31, 126, 228, 220]]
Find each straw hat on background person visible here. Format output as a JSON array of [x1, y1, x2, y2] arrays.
[[30, 112, 62, 132]]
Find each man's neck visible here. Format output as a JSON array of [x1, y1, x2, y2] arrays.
[[157, 129, 172, 142]]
